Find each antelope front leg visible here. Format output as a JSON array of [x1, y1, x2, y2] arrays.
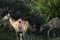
[[16, 35, 19, 40], [20, 33, 23, 40], [16, 32, 19, 40], [27, 35, 30, 40]]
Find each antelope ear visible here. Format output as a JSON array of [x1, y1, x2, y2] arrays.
[[8, 10, 12, 13], [8, 14, 10, 16]]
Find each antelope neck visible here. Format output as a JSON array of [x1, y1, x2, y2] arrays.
[[9, 17, 16, 26]]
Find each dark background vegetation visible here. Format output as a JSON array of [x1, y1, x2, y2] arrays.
[[0, 0, 60, 40]]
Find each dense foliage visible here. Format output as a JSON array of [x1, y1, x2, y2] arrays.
[[0, 0, 60, 25], [26, 0, 60, 23]]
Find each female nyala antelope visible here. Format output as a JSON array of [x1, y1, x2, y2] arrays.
[[2, 13, 33, 40]]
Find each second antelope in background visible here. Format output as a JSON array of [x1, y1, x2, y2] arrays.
[[40, 17, 60, 38]]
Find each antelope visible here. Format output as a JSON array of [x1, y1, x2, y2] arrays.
[[40, 17, 60, 38], [2, 13, 34, 40]]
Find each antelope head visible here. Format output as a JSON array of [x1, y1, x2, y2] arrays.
[[2, 14, 10, 21]]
